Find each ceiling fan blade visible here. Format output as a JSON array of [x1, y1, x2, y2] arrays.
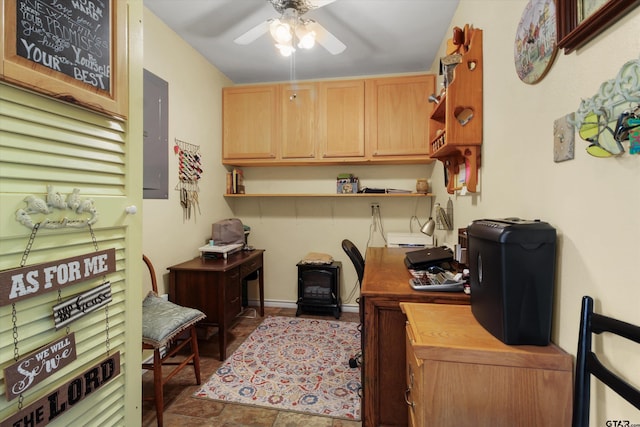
[[309, 0, 338, 9], [307, 21, 346, 55], [234, 20, 271, 45]]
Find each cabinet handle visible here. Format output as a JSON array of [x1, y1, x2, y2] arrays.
[[404, 388, 415, 409], [230, 297, 239, 304]]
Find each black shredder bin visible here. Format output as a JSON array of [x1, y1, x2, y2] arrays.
[[467, 218, 556, 345]]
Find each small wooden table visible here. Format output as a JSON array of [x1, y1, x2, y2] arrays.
[[167, 250, 265, 360], [401, 302, 572, 426]]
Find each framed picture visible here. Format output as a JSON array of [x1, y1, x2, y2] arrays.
[[0, 0, 128, 118], [558, 0, 640, 53]]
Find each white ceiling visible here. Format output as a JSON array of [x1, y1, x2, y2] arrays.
[[143, 0, 460, 84]]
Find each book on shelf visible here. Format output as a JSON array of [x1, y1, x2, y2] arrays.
[[232, 168, 245, 194]]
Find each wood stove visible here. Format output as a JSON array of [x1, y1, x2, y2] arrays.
[[296, 261, 342, 318]]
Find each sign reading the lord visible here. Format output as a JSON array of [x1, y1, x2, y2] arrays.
[[0, 249, 116, 306], [0, 352, 120, 427], [4, 333, 77, 401]]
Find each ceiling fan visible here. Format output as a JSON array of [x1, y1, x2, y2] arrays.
[[234, 0, 346, 57]]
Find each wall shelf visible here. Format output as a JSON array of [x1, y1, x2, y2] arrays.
[[223, 193, 434, 198]]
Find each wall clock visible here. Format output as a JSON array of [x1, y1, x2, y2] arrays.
[[514, 0, 558, 84]]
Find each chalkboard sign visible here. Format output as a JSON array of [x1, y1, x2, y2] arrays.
[[1, 0, 128, 118], [16, 0, 112, 93]]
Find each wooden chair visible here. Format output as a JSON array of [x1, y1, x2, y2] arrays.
[[572, 295, 640, 427], [142, 255, 206, 427]]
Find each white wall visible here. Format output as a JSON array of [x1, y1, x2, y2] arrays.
[[431, 1, 639, 423]]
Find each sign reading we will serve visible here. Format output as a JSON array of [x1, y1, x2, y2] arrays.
[[0, 249, 116, 306]]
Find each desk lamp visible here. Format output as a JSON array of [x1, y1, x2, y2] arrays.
[[421, 217, 435, 236]]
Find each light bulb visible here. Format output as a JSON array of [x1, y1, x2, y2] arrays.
[[297, 30, 316, 49], [270, 19, 292, 44], [276, 43, 295, 57]]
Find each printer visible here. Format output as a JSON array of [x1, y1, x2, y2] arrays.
[[387, 232, 433, 248]]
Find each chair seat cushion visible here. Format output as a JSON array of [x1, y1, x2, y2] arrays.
[[142, 292, 206, 347]]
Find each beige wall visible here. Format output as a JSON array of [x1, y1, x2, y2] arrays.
[[142, 9, 234, 293], [143, 8, 437, 306], [432, 1, 639, 423], [143, 2, 640, 423]]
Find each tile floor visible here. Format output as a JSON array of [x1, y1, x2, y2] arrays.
[[141, 306, 362, 427]]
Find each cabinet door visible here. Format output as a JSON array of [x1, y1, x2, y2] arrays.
[[281, 83, 317, 159], [223, 85, 279, 161], [318, 80, 365, 159], [365, 75, 434, 159], [406, 326, 424, 427], [224, 267, 242, 324]]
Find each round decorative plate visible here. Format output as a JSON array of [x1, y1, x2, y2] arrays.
[[514, 0, 558, 84]]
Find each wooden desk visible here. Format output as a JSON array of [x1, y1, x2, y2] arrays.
[[401, 303, 572, 426], [361, 247, 470, 427], [168, 250, 264, 360]]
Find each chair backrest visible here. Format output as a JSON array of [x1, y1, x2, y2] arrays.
[[143, 254, 159, 294], [573, 295, 640, 427], [342, 239, 364, 286]]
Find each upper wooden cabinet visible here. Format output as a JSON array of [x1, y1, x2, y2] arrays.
[[319, 80, 366, 159], [365, 74, 435, 161], [223, 85, 279, 161], [429, 26, 483, 194], [222, 74, 434, 166], [281, 83, 318, 160]]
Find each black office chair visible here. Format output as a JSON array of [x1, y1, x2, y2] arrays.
[[572, 295, 640, 427], [342, 239, 365, 369]]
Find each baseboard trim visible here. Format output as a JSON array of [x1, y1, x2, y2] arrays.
[[248, 299, 359, 313]]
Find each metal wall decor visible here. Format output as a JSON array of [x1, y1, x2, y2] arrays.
[[174, 138, 202, 221], [570, 58, 640, 157], [15, 185, 99, 229]]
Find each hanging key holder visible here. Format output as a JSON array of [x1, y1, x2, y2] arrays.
[[174, 138, 203, 222]]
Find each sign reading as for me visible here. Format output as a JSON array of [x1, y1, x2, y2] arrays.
[[0, 249, 116, 306]]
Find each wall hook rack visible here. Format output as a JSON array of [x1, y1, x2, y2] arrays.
[[570, 57, 640, 130], [15, 185, 99, 229]]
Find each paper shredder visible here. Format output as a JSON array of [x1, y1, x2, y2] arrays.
[[467, 218, 556, 345]]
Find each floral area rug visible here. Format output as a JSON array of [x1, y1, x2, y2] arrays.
[[194, 316, 361, 420]]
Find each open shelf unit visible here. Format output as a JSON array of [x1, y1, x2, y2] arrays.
[[224, 193, 434, 198], [428, 25, 483, 194]]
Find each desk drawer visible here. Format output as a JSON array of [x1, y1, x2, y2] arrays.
[[225, 267, 242, 323], [240, 255, 262, 277]]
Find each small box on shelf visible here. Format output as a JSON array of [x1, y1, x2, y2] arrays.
[[336, 174, 358, 194]]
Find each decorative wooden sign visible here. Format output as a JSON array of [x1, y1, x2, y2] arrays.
[[0, 0, 128, 118], [0, 351, 120, 427], [0, 248, 116, 306], [53, 281, 111, 329], [4, 333, 77, 401]]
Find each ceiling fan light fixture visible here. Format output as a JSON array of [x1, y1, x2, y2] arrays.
[[276, 42, 295, 57], [296, 25, 316, 49], [269, 19, 293, 44]]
